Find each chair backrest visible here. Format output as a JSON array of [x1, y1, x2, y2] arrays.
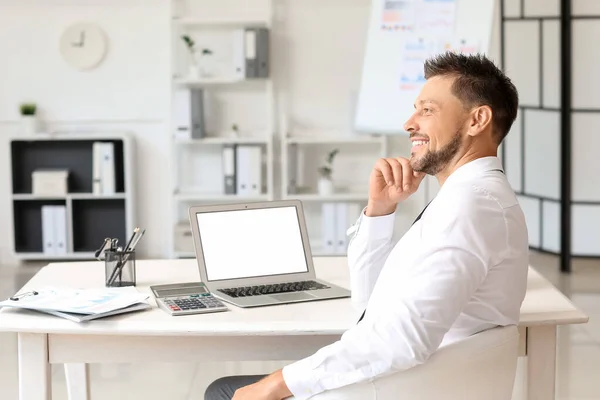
[[306, 325, 520, 400]]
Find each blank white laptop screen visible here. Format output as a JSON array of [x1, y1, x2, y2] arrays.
[[196, 206, 309, 281]]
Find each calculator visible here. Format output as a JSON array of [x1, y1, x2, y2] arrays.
[[150, 282, 229, 316]]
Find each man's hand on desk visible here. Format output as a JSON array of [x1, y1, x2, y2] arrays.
[[232, 369, 293, 400]]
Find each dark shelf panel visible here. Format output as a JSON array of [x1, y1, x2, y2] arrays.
[[11, 139, 125, 194], [13, 200, 66, 253], [72, 199, 126, 253]]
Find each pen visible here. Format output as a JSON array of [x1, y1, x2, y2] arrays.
[[108, 228, 145, 286], [123, 228, 139, 252]]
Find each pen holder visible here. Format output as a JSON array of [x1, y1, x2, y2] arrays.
[[105, 250, 136, 287]]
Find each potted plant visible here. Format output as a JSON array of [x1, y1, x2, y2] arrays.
[[230, 123, 240, 137], [181, 35, 214, 78], [19, 103, 38, 135], [317, 148, 339, 195]]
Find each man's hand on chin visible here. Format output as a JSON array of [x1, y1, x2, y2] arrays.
[[232, 369, 293, 400]]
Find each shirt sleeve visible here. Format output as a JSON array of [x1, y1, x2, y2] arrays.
[[346, 208, 396, 311], [282, 197, 500, 400]]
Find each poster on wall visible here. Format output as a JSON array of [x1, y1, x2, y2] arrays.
[[381, 0, 417, 32], [414, 0, 456, 36], [354, 0, 494, 134]]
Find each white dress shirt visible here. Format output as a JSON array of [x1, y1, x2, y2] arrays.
[[282, 156, 529, 399]]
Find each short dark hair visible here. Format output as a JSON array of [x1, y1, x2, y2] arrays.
[[424, 52, 519, 144]]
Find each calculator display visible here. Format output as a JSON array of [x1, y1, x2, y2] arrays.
[[158, 286, 208, 297]]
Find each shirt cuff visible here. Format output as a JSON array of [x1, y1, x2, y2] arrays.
[[282, 358, 322, 400], [352, 207, 396, 241]]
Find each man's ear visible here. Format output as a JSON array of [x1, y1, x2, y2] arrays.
[[467, 105, 493, 137]]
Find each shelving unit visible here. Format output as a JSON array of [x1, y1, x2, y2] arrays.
[[9, 133, 135, 261], [168, 0, 276, 258], [281, 133, 387, 202], [281, 132, 388, 256], [172, 16, 269, 29]]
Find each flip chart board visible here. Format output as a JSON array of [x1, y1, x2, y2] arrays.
[[354, 0, 495, 134]]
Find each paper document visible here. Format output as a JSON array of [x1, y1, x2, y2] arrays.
[[0, 287, 149, 315], [42, 303, 151, 323]]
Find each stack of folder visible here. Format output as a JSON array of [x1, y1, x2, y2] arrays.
[[0, 287, 150, 323], [222, 144, 263, 196]]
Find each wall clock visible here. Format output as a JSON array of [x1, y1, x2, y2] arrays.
[[59, 23, 108, 71]]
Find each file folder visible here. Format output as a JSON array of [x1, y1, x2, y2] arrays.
[[235, 145, 250, 195], [235, 145, 262, 196], [41, 205, 55, 254], [54, 206, 68, 255], [244, 28, 258, 78], [173, 88, 206, 139], [232, 29, 246, 79], [335, 203, 349, 254], [92, 142, 103, 195], [322, 203, 337, 254], [247, 146, 262, 196], [223, 144, 237, 195], [256, 27, 270, 78], [101, 142, 116, 195]]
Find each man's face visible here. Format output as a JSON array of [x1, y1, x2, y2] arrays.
[[404, 75, 469, 175]]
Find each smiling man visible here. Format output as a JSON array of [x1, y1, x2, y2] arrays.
[[204, 52, 528, 400]]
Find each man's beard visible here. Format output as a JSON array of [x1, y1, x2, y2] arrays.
[[410, 131, 463, 175]]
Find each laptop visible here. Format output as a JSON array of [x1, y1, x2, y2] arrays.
[[188, 200, 351, 308]]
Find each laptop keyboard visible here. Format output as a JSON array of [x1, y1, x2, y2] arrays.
[[218, 280, 330, 298]]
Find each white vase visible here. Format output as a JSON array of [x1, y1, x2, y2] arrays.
[[21, 116, 38, 135], [188, 65, 200, 79], [318, 177, 334, 196]]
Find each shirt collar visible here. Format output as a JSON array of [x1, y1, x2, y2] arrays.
[[442, 156, 504, 186]]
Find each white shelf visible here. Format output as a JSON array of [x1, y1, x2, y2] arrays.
[[174, 251, 196, 259], [173, 17, 269, 28], [173, 76, 268, 87], [69, 193, 127, 200], [12, 193, 126, 201], [14, 252, 96, 261], [309, 243, 346, 257], [284, 135, 384, 145], [175, 192, 271, 202], [284, 193, 367, 202], [174, 136, 271, 145]]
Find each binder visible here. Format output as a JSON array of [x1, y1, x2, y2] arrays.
[[335, 203, 349, 254], [244, 28, 258, 78], [101, 142, 116, 195], [235, 145, 262, 196], [288, 143, 298, 194], [247, 146, 262, 196], [54, 206, 68, 255], [222, 144, 237, 195], [190, 88, 206, 139], [173, 88, 206, 139], [256, 27, 270, 78], [92, 142, 103, 195], [321, 203, 337, 254], [41, 205, 55, 254], [232, 29, 246, 79], [235, 145, 250, 195]]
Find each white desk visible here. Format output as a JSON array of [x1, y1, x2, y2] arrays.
[[0, 257, 588, 400]]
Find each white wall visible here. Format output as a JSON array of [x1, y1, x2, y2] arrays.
[[0, 0, 503, 263], [0, 0, 171, 262]]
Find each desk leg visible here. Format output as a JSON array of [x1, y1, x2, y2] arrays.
[[18, 333, 51, 400], [65, 363, 91, 400], [527, 326, 557, 400]]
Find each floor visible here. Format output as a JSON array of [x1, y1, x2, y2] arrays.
[[0, 251, 599, 400]]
